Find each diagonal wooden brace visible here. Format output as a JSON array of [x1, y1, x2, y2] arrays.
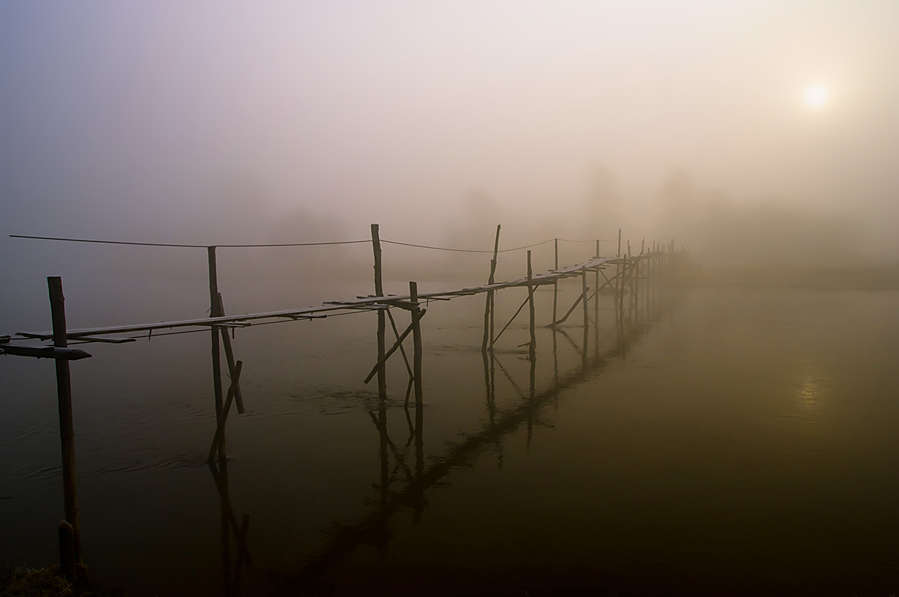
[[547, 286, 590, 328], [386, 308, 414, 378], [217, 293, 245, 414], [364, 309, 427, 384], [493, 295, 530, 344]]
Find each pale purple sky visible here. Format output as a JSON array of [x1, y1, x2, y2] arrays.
[[2, 1, 898, 255]]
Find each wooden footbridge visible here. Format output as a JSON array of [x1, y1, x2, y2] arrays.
[[1, 224, 679, 586]]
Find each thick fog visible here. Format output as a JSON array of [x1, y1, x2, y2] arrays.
[[2, 2, 899, 328]]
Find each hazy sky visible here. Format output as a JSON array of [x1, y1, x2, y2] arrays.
[[2, 1, 898, 254]]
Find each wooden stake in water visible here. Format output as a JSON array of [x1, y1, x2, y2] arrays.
[[581, 265, 589, 330], [527, 251, 536, 361], [48, 276, 82, 566], [371, 224, 387, 400], [482, 225, 501, 353], [410, 281, 423, 407], [207, 246, 225, 459], [594, 239, 600, 327], [552, 238, 559, 326], [616, 229, 623, 312], [217, 293, 244, 414]]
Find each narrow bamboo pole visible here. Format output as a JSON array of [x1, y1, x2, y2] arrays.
[[633, 259, 639, 317], [494, 295, 530, 342], [372, 224, 387, 400], [527, 251, 536, 361], [216, 293, 244, 414], [48, 277, 82, 566], [364, 310, 427, 384], [581, 265, 589, 329], [410, 281, 423, 407], [626, 241, 633, 316], [207, 246, 225, 459], [616, 229, 623, 315], [547, 289, 589, 328], [482, 225, 501, 352], [552, 238, 559, 326], [594, 239, 600, 327], [386, 309, 413, 379]]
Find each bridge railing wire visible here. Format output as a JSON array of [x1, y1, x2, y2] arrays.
[[8, 235, 371, 248], [10, 234, 620, 254]]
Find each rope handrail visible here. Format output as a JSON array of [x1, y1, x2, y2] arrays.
[[557, 238, 617, 243], [9, 234, 627, 253], [8, 235, 371, 248], [380, 238, 555, 254]]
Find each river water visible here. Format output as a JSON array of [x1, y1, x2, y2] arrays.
[[2, 279, 899, 596]]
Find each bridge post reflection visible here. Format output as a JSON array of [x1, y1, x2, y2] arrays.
[[208, 457, 252, 597], [268, 266, 669, 596]]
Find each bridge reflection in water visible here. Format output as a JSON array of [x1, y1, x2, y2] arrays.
[[217, 278, 671, 596]]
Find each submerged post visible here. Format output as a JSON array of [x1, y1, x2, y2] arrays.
[[552, 238, 559, 325], [581, 265, 589, 329], [372, 224, 387, 400], [482, 225, 501, 352], [635, 239, 643, 318], [48, 277, 82, 566], [527, 251, 536, 361], [626, 240, 632, 314], [581, 266, 589, 369], [410, 281, 423, 408], [207, 246, 225, 459], [594, 239, 600, 326], [616, 229, 623, 312], [216, 294, 244, 414]]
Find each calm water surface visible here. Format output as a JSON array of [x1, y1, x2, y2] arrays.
[[2, 282, 898, 596]]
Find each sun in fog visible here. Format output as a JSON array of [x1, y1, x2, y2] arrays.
[[804, 85, 830, 109]]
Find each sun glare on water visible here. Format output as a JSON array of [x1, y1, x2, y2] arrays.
[[804, 85, 830, 109]]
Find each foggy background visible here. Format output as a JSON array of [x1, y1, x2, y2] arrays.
[[2, 1, 899, 330]]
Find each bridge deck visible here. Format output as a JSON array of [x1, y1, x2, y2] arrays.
[[15, 255, 633, 342]]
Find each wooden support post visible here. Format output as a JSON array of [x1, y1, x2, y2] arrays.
[[616, 229, 623, 314], [364, 309, 427, 384], [581, 265, 589, 328], [547, 283, 594, 328], [410, 281, 423, 408], [386, 309, 414, 379], [495, 295, 530, 342], [626, 241, 632, 316], [594, 239, 600, 326], [48, 277, 82, 566], [527, 251, 536, 361], [635, 258, 641, 320], [372, 224, 387, 400], [58, 520, 76, 581], [216, 294, 244, 414], [580, 265, 589, 367], [638, 238, 645, 317], [207, 246, 225, 459], [482, 225, 501, 353], [552, 238, 559, 326]]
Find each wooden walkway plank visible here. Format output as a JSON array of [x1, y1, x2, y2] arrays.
[[12, 255, 659, 343]]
